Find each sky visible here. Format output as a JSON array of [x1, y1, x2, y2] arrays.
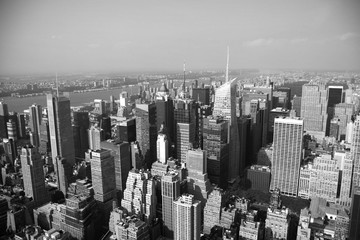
[[0, 0, 359, 74]]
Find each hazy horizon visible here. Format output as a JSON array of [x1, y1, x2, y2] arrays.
[[1, 0, 360, 75]]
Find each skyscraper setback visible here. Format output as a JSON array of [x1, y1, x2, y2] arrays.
[[270, 117, 304, 196]]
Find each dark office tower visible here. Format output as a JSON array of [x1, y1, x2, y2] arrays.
[[351, 115, 360, 192], [89, 149, 115, 203], [213, 79, 240, 182], [20, 145, 48, 207], [198, 105, 212, 149], [334, 103, 354, 140], [275, 87, 291, 109], [73, 111, 89, 159], [100, 116, 111, 140], [54, 156, 72, 196], [327, 86, 343, 135], [0, 101, 9, 139], [192, 88, 210, 105], [270, 117, 304, 197], [135, 103, 157, 168], [291, 95, 301, 117], [349, 186, 360, 239], [101, 141, 131, 202], [47, 94, 75, 166], [17, 113, 26, 139], [109, 95, 115, 114], [237, 116, 248, 173], [29, 104, 42, 147], [300, 83, 327, 139], [186, 149, 211, 206], [155, 83, 174, 142], [2, 138, 17, 164], [117, 118, 136, 142], [162, 172, 180, 238], [7, 119, 17, 142], [131, 141, 143, 170], [203, 116, 229, 188], [173, 99, 198, 153]]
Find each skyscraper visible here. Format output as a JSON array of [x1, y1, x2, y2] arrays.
[[135, 103, 157, 168], [350, 186, 360, 239], [20, 145, 48, 207], [176, 123, 195, 163], [327, 86, 343, 135], [161, 172, 180, 238], [88, 126, 102, 151], [47, 94, 75, 166], [300, 83, 327, 139], [270, 117, 304, 196], [0, 101, 9, 139], [29, 104, 42, 147], [157, 124, 168, 164], [89, 149, 116, 203], [212, 78, 240, 181], [186, 148, 211, 206], [73, 111, 89, 159], [173, 194, 201, 240], [351, 114, 360, 192], [202, 116, 229, 188]]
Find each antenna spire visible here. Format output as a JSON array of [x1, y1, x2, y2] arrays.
[[56, 72, 59, 97], [226, 46, 229, 82], [183, 60, 186, 92]]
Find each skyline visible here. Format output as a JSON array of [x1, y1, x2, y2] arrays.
[[0, 0, 360, 74]]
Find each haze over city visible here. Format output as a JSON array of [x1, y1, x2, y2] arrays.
[[1, 0, 360, 75]]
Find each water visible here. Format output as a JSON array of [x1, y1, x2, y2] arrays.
[[3, 85, 141, 113]]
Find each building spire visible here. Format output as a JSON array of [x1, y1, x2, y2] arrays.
[[226, 46, 229, 82], [56, 72, 59, 97], [183, 60, 186, 92]]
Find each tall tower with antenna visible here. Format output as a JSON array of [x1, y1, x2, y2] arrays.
[[183, 60, 186, 93]]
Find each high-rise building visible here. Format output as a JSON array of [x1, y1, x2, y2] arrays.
[[7, 119, 17, 142], [101, 141, 131, 201], [88, 126, 102, 151], [173, 99, 198, 152], [29, 104, 42, 147], [119, 91, 128, 107], [54, 156, 72, 196], [121, 170, 157, 225], [203, 116, 229, 188], [47, 94, 75, 166], [173, 194, 201, 240], [20, 145, 48, 207], [0, 101, 8, 139], [89, 149, 116, 203], [17, 113, 26, 138], [176, 123, 195, 163], [116, 118, 136, 143], [157, 124, 168, 164], [349, 186, 360, 240], [300, 83, 327, 139], [186, 149, 211, 206], [335, 151, 353, 207], [155, 83, 174, 143], [192, 88, 210, 105], [327, 86, 343, 135], [333, 103, 354, 140], [93, 99, 106, 115], [135, 103, 157, 168], [212, 78, 240, 181], [161, 172, 180, 238], [351, 114, 360, 192], [203, 188, 223, 234], [73, 111, 89, 159], [270, 117, 303, 196], [291, 95, 302, 117]]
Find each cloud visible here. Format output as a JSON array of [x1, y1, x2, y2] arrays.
[[338, 32, 359, 41], [243, 38, 276, 47], [243, 38, 308, 47]]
